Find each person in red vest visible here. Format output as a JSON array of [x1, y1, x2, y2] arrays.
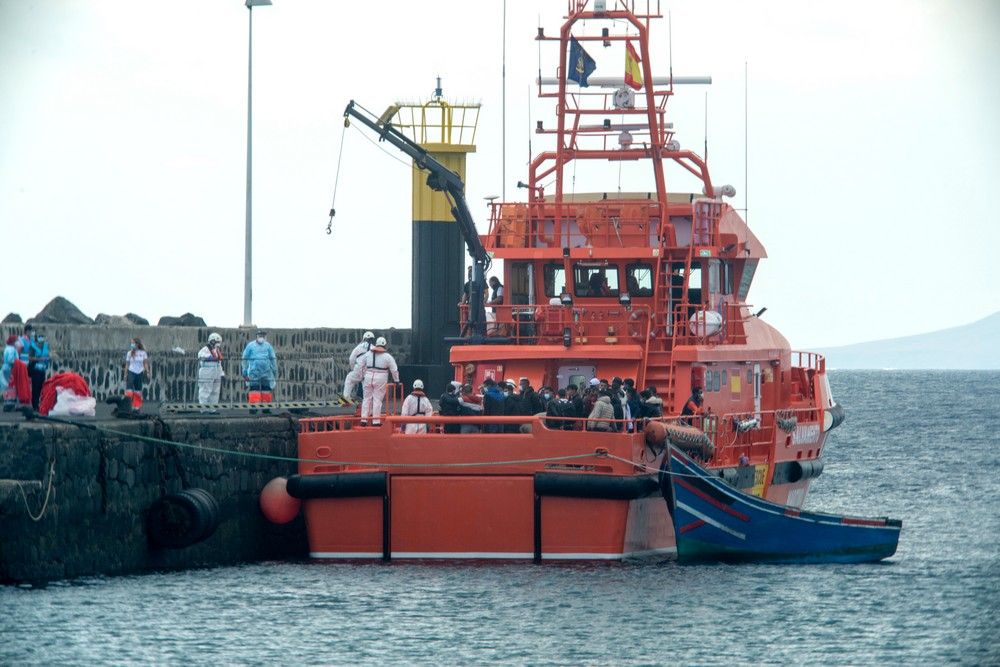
[[680, 386, 704, 425]]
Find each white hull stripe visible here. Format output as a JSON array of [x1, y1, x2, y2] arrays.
[[676, 500, 747, 540]]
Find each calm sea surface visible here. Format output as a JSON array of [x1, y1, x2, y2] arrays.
[[2, 371, 998, 665]]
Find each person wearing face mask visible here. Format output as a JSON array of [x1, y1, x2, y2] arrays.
[[197, 333, 225, 405], [1, 335, 18, 411], [123, 337, 150, 395], [27, 330, 50, 411], [241, 330, 277, 401]]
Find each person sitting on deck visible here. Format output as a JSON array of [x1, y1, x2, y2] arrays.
[[586, 392, 615, 432]]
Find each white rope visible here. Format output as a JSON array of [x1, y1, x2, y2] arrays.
[[0, 460, 56, 522]]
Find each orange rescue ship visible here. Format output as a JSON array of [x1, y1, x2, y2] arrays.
[[293, 0, 842, 561]]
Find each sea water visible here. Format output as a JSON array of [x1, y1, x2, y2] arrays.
[[2, 371, 998, 665]]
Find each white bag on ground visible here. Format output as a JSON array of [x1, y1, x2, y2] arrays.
[[49, 387, 97, 417]]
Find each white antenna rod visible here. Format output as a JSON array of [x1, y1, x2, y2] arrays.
[[668, 11, 673, 90], [502, 0, 507, 201], [744, 59, 749, 224], [527, 85, 532, 175], [704, 91, 708, 161]]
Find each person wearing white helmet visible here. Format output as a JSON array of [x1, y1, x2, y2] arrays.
[[197, 332, 226, 405], [342, 331, 375, 403], [354, 336, 399, 426], [400, 378, 433, 434]]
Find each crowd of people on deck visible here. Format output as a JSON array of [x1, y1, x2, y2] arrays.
[[397, 371, 666, 435]]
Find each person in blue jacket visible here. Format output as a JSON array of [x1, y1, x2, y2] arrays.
[[241, 330, 277, 393]]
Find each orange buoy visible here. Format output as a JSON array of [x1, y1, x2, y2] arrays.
[[644, 420, 667, 448], [259, 477, 301, 524]]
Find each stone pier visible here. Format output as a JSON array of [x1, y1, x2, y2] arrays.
[[0, 415, 310, 583]]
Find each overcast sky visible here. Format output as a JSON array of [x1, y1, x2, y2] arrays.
[[1, 0, 997, 348]]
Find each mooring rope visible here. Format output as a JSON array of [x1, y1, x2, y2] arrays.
[[30, 414, 611, 470], [27, 413, 708, 479], [0, 459, 56, 522]]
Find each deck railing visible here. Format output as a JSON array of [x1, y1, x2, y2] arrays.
[[459, 303, 653, 345]]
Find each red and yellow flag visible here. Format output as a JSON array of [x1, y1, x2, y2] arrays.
[[624, 41, 643, 90]]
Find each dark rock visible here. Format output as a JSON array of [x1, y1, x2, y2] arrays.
[[157, 313, 207, 327], [1, 313, 22, 324], [124, 313, 149, 326], [95, 313, 133, 326], [30, 297, 93, 325]]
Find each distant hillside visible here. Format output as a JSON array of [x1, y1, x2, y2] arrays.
[[821, 312, 1000, 370]]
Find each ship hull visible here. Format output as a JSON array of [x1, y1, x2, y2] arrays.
[[293, 422, 816, 561]]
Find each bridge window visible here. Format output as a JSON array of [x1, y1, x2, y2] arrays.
[[626, 263, 653, 297], [737, 259, 758, 301], [573, 263, 620, 298], [543, 263, 566, 298], [509, 262, 533, 305]]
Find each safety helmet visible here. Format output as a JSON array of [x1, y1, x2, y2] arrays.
[[375, 336, 387, 347], [363, 331, 375, 341], [412, 379, 424, 389], [208, 333, 222, 343]]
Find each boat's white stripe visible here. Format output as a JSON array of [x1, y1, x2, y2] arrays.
[[676, 500, 747, 540]]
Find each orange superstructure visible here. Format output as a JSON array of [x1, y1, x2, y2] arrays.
[[295, 1, 842, 561]]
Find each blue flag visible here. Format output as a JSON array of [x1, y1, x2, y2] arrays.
[[567, 37, 596, 87]]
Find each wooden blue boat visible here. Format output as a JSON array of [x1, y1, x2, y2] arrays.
[[660, 447, 902, 564]]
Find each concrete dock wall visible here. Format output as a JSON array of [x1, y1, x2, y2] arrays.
[[1, 324, 411, 403], [0, 416, 309, 583]]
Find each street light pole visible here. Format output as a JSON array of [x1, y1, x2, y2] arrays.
[[244, 0, 271, 327]]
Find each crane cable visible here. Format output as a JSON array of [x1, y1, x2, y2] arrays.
[[326, 121, 348, 235]]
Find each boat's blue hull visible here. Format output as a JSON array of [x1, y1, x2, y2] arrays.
[[661, 447, 901, 564]]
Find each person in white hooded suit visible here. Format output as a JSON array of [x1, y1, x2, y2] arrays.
[[355, 336, 399, 426], [197, 333, 225, 405], [400, 379, 433, 434], [341, 331, 374, 402]]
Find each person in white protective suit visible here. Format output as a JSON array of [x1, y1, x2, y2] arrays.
[[400, 379, 434, 434], [341, 331, 375, 403], [355, 336, 399, 426], [197, 333, 226, 405]]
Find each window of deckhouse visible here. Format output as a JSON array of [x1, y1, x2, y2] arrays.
[[737, 259, 758, 301], [573, 263, 620, 298], [543, 263, 567, 298], [509, 262, 533, 305], [626, 263, 654, 297]]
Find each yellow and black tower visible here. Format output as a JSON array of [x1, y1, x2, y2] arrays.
[[389, 91, 480, 390]]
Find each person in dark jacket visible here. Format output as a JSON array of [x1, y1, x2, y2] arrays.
[[565, 384, 585, 430], [625, 385, 642, 432], [439, 381, 463, 434], [545, 388, 573, 429], [482, 378, 506, 433], [640, 389, 663, 419], [502, 380, 520, 433]]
